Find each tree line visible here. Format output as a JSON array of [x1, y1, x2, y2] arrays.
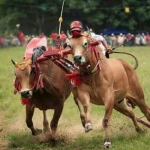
[[0, 0, 150, 36]]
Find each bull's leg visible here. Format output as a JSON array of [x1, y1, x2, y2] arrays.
[[103, 97, 114, 149], [43, 111, 50, 134], [77, 89, 93, 132], [26, 105, 42, 135], [114, 99, 143, 132], [72, 88, 86, 127], [128, 96, 150, 122], [136, 101, 150, 122], [50, 104, 63, 138], [127, 77, 150, 122], [75, 98, 86, 127]]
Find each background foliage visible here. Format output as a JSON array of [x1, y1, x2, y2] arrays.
[[0, 0, 150, 36]]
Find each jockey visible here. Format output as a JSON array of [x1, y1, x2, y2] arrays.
[[68, 20, 113, 58]]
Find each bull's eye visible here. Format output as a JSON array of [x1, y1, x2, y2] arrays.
[[83, 42, 88, 48]]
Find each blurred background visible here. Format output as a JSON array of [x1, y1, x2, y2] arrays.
[[0, 0, 150, 48]]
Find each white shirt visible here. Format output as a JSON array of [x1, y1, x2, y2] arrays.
[[90, 32, 106, 54]]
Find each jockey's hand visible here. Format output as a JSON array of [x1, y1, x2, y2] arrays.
[[58, 50, 63, 58], [106, 45, 113, 54]]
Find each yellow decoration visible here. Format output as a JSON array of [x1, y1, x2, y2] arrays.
[[16, 59, 32, 70], [125, 7, 130, 13], [59, 17, 63, 22]]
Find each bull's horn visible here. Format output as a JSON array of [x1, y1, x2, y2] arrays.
[[67, 30, 72, 39], [11, 59, 16, 65], [86, 26, 90, 36]]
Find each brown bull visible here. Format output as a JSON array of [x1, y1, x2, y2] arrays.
[[12, 57, 77, 138], [63, 34, 150, 148]]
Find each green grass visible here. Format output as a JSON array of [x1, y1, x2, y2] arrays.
[[0, 47, 24, 124], [1, 46, 150, 150]]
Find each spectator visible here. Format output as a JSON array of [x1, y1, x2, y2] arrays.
[[17, 30, 26, 46], [135, 34, 141, 46], [117, 33, 125, 46], [145, 33, 150, 46], [39, 32, 45, 38], [51, 32, 58, 46], [125, 33, 132, 46], [140, 33, 146, 45], [60, 31, 67, 46], [109, 33, 117, 47]]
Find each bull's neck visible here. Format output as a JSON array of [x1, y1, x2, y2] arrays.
[[78, 54, 108, 87]]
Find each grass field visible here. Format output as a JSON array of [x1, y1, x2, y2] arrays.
[[0, 46, 150, 150]]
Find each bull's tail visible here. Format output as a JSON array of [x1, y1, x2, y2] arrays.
[[113, 51, 138, 70]]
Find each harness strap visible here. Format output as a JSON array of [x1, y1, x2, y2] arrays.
[[36, 74, 44, 90], [29, 63, 40, 91], [91, 60, 100, 73]]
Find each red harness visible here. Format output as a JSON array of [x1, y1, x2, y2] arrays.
[[13, 60, 44, 105], [65, 40, 101, 87]]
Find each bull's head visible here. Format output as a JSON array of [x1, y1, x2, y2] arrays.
[[12, 58, 37, 101], [67, 33, 92, 66]]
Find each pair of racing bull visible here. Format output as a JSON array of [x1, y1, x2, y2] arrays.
[[12, 31, 150, 148]]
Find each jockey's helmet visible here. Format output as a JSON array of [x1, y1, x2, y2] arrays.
[[70, 20, 83, 32]]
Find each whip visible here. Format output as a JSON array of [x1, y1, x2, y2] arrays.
[[112, 43, 124, 50], [111, 43, 138, 70]]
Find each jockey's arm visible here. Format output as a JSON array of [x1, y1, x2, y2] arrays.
[[92, 34, 112, 53], [100, 37, 113, 54]]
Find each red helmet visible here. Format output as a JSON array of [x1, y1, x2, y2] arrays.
[[70, 20, 83, 32]]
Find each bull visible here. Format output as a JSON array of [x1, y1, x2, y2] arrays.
[[11, 37, 81, 140], [61, 32, 150, 148]]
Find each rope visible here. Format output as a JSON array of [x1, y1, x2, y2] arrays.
[[111, 43, 138, 70], [112, 51, 138, 70]]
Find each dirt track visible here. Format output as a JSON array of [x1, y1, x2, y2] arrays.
[[0, 108, 102, 150]]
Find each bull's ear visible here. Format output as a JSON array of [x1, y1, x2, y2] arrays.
[[11, 59, 16, 66]]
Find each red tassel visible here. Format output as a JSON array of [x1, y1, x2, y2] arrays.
[[13, 77, 22, 93], [14, 89, 17, 94], [21, 98, 31, 105], [66, 72, 82, 86]]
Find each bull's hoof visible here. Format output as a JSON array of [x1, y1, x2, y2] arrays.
[[32, 128, 42, 136], [135, 127, 145, 133], [103, 141, 111, 149], [85, 123, 93, 133]]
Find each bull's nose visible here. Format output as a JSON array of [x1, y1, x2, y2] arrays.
[[74, 55, 82, 63], [21, 91, 31, 98]]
